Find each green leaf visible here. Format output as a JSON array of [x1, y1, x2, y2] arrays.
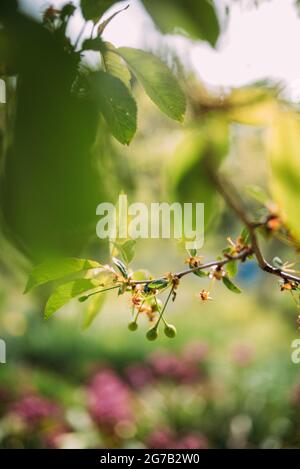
[[148, 279, 169, 290], [226, 260, 238, 278], [132, 269, 150, 281], [187, 247, 197, 257], [112, 239, 136, 265], [82, 291, 106, 329], [90, 71, 137, 145], [80, 0, 118, 22], [60, 3, 77, 20], [268, 109, 300, 242], [25, 257, 101, 293], [240, 227, 250, 245], [222, 276, 242, 294], [45, 278, 99, 319], [85, 265, 117, 286], [117, 47, 186, 122], [82, 40, 131, 88], [112, 256, 128, 278], [82, 37, 105, 51], [101, 42, 131, 88], [141, 0, 220, 47], [121, 239, 136, 264], [192, 269, 207, 278]]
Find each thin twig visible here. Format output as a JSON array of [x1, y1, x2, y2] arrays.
[[206, 161, 300, 284], [177, 248, 251, 278], [154, 287, 174, 329], [74, 22, 86, 50], [82, 284, 119, 300], [132, 248, 252, 285]]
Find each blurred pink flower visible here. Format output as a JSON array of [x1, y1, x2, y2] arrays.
[[10, 394, 60, 425], [175, 434, 209, 449], [148, 351, 199, 384], [147, 427, 176, 449], [125, 363, 154, 389], [87, 368, 134, 429], [148, 427, 208, 449]]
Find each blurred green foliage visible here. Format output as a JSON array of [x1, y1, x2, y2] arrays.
[[141, 0, 220, 46], [0, 3, 103, 259]]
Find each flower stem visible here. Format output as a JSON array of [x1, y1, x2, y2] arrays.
[[154, 288, 174, 329], [82, 284, 120, 300]]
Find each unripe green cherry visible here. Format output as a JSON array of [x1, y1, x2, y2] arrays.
[[164, 324, 177, 338], [128, 321, 138, 331], [78, 295, 89, 302], [146, 327, 158, 341]]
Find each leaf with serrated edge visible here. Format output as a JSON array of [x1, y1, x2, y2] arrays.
[[82, 291, 106, 329], [101, 42, 131, 88], [91, 71, 137, 145], [25, 258, 101, 293], [45, 278, 100, 319], [117, 47, 186, 122]]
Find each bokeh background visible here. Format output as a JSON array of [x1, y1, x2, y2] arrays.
[[1, 0, 300, 449]]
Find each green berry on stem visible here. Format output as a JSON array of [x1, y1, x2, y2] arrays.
[[164, 324, 177, 338], [78, 295, 89, 302], [146, 327, 158, 341], [128, 321, 138, 331]]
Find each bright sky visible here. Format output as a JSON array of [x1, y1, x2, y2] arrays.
[[20, 0, 300, 100]]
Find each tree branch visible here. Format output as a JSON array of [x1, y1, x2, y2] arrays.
[[132, 248, 252, 286], [206, 162, 300, 285]]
